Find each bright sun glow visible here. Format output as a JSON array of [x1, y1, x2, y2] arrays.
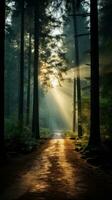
[[50, 78, 59, 88]]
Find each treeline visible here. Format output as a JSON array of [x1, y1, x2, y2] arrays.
[[2, 0, 70, 156], [4, 0, 66, 135], [65, 0, 112, 149]]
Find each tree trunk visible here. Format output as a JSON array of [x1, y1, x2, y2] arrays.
[[0, 0, 5, 160], [6, 89, 10, 117], [18, 0, 24, 131], [32, 2, 40, 139], [88, 0, 101, 146], [26, 31, 31, 126], [72, 0, 82, 137], [73, 77, 76, 132]]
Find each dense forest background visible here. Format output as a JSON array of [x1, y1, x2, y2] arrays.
[[0, 0, 112, 156]]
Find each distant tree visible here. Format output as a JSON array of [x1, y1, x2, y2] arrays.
[[0, 0, 5, 160], [5, 0, 26, 122], [32, 0, 40, 138], [99, 0, 112, 43], [73, 77, 76, 132], [26, 30, 32, 125], [72, 0, 82, 137], [18, 0, 25, 131]]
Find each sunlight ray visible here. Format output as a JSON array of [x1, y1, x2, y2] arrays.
[[49, 87, 73, 130]]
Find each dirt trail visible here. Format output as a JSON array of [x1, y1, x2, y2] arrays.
[[0, 134, 112, 200]]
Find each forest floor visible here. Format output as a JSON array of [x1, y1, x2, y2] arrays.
[[0, 132, 112, 200]]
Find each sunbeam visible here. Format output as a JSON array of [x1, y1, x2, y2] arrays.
[[48, 81, 73, 130], [40, 64, 91, 133]]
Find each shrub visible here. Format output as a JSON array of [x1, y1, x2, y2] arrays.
[[4, 119, 37, 154], [63, 130, 76, 138], [40, 128, 51, 138]]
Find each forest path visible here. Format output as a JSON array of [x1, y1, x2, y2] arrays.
[[0, 134, 112, 200]]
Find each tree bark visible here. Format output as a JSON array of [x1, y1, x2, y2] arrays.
[[72, 0, 82, 137], [73, 77, 76, 132], [0, 0, 5, 160], [32, 2, 40, 139], [18, 0, 24, 131], [26, 31, 31, 126], [88, 0, 101, 146]]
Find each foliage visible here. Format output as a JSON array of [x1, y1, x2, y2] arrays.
[[63, 130, 76, 138], [40, 128, 52, 138], [75, 134, 89, 151], [100, 98, 112, 139], [5, 119, 37, 153], [39, 0, 69, 90]]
